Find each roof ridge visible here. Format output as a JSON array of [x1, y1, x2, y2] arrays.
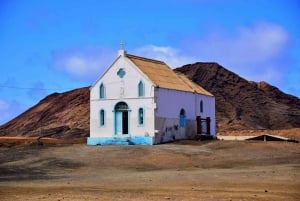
[[127, 54, 166, 65]]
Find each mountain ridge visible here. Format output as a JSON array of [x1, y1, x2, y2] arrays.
[[0, 62, 299, 139], [175, 62, 300, 131]]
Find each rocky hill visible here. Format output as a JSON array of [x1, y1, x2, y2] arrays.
[[0, 87, 89, 139], [0, 63, 299, 139], [175, 62, 300, 132]]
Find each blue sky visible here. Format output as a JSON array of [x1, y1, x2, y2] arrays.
[[0, 0, 299, 125]]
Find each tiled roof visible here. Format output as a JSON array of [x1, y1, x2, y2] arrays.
[[127, 54, 213, 96]]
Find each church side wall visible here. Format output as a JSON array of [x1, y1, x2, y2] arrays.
[[154, 88, 216, 144]]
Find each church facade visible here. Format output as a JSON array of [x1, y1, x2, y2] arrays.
[[87, 49, 216, 145]]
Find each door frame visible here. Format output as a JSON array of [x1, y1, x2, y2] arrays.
[[114, 101, 130, 136]]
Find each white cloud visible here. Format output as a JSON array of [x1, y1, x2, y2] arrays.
[[132, 22, 297, 96], [133, 45, 197, 68], [191, 22, 290, 84], [50, 46, 116, 82]]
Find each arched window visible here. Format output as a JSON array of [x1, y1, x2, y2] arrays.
[[200, 100, 203, 113], [100, 109, 105, 127], [115, 102, 129, 111], [138, 80, 144, 97], [179, 109, 186, 128], [99, 83, 105, 99], [138, 108, 144, 125]]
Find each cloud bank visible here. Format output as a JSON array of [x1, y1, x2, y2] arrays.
[[50, 46, 116, 82], [194, 22, 290, 85], [132, 45, 197, 68], [132, 22, 294, 95], [48, 21, 298, 97]]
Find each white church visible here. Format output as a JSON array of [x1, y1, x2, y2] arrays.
[[87, 49, 216, 145]]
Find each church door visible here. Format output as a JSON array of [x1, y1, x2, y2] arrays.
[[115, 102, 129, 135]]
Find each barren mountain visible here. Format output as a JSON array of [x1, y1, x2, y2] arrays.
[[0, 87, 89, 139], [175, 62, 300, 132], [0, 63, 299, 139]]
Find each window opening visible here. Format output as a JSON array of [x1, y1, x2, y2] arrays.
[[179, 109, 186, 127], [138, 80, 144, 97], [100, 109, 105, 126], [99, 83, 105, 99], [138, 108, 144, 125]]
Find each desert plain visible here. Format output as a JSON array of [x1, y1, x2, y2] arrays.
[[0, 139, 299, 201]]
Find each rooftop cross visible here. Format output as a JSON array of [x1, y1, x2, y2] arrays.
[[120, 41, 126, 50]]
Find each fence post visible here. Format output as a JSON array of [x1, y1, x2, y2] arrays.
[[196, 116, 201, 134], [206, 117, 211, 135]]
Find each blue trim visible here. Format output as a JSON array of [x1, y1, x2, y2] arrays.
[[138, 80, 145, 97], [87, 136, 153, 145], [117, 68, 126, 78], [179, 108, 186, 128], [99, 83, 106, 99], [99, 109, 105, 127], [138, 107, 145, 126], [113, 101, 131, 136]]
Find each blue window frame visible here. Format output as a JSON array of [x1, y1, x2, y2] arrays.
[[138, 108, 144, 126], [100, 109, 105, 127], [179, 109, 186, 128], [138, 80, 144, 97], [200, 100, 203, 113], [117, 68, 126, 78], [99, 83, 105, 99]]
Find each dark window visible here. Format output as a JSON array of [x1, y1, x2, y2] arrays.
[[200, 100, 203, 113], [100, 109, 105, 126], [138, 81, 144, 97], [99, 83, 105, 99], [138, 108, 144, 125]]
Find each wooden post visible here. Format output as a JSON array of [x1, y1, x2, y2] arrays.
[[206, 117, 211, 135], [196, 116, 201, 134]]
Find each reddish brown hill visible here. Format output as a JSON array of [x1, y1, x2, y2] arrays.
[[175, 62, 300, 132], [0, 63, 299, 139], [0, 87, 90, 139]]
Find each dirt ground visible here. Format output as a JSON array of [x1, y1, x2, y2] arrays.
[[0, 140, 299, 201]]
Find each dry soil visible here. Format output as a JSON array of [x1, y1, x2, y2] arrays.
[[0, 140, 299, 201]]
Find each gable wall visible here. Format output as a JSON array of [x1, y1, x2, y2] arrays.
[[90, 56, 154, 100], [89, 56, 156, 142]]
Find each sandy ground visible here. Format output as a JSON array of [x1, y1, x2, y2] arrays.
[[0, 140, 299, 201]]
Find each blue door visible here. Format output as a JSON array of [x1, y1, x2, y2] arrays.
[[116, 111, 123, 135], [115, 102, 129, 135]]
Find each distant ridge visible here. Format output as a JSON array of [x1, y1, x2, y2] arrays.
[[175, 62, 300, 131], [0, 87, 89, 139], [0, 62, 299, 139]]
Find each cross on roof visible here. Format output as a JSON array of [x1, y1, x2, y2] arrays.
[[120, 41, 126, 50]]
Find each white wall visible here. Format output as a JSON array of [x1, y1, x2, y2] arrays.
[[90, 98, 155, 138], [90, 55, 156, 138], [155, 88, 216, 136], [90, 56, 154, 100]]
